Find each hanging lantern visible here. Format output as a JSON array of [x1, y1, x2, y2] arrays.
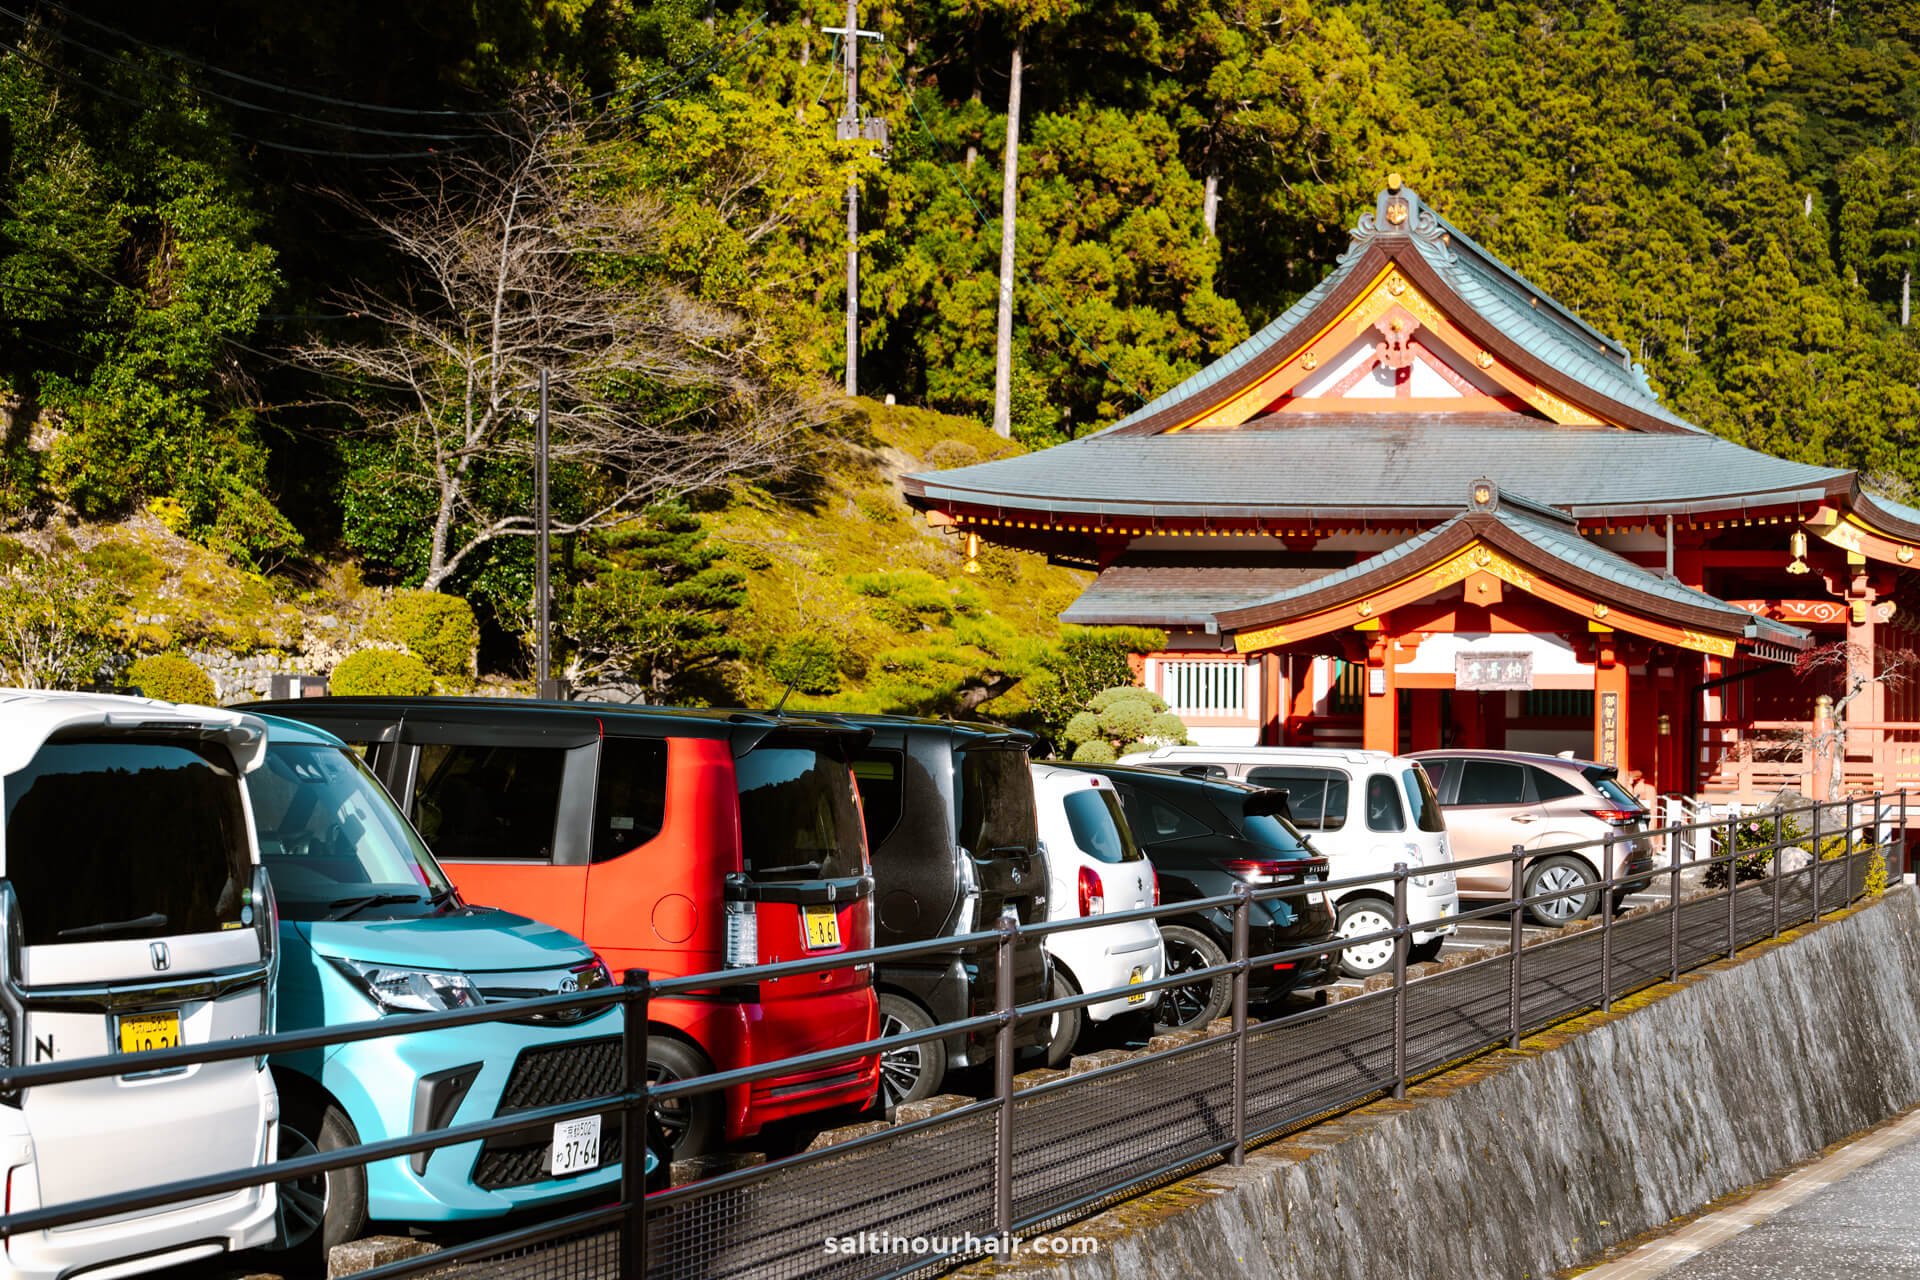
[[1786, 529, 1810, 575], [964, 532, 980, 575]]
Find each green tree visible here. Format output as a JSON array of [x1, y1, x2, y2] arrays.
[[0, 549, 123, 690], [562, 499, 746, 701]]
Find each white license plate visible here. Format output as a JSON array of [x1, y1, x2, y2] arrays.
[[550, 1115, 602, 1177], [1308, 891, 1327, 907]]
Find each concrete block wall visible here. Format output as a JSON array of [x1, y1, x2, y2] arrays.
[[963, 886, 1920, 1280]]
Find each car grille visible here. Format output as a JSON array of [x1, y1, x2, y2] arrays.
[[473, 1037, 625, 1191]]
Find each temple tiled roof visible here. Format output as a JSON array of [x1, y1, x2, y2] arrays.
[[1057, 552, 1341, 627], [904, 419, 1848, 522], [1210, 494, 1809, 652]]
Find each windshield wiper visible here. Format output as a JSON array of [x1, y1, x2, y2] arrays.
[[751, 861, 824, 878], [325, 892, 428, 922], [58, 913, 168, 940], [427, 885, 461, 912]]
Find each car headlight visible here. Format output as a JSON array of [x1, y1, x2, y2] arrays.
[[331, 958, 483, 1014]]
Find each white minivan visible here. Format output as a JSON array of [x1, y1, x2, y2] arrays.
[[0, 692, 280, 1280], [1118, 746, 1458, 978], [1030, 764, 1163, 1067]]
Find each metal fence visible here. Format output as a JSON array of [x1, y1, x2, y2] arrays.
[[0, 793, 1907, 1280]]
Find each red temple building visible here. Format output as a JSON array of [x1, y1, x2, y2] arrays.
[[903, 179, 1920, 806]]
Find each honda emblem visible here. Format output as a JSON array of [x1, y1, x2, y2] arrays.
[[150, 941, 171, 972]]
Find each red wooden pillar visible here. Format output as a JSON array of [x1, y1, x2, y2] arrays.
[[1361, 632, 1398, 754], [1407, 689, 1443, 752], [1593, 640, 1629, 770], [1261, 652, 1283, 745]]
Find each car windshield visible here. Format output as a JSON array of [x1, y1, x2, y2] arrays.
[[1062, 787, 1141, 863], [1223, 791, 1316, 856], [1586, 770, 1645, 813], [251, 742, 452, 922], [1401, 767, 1446, 833], [6, 737, 252, 945], [956, 746, 1036, 855], [735, 743, 866, 881]]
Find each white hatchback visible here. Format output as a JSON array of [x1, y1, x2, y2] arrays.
[[1119, 746, 1460, 978], [0, 692, 280, 1280], [1030, 764, 1164, 1067]]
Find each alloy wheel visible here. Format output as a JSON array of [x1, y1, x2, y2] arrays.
[[878, 1010, 926, 1107], [1532, 863, 1593, 924], [1159, 937, 1213, 1028], [274, 1124, 328, 1251], [646, 1060, 693, 1154]]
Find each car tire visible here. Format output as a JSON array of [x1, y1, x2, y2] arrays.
[[1153, 926, 1230, 1034], [1524, 854, 1601, 927], [1408, 937, 1445, 965], [648, 1038, 721, 1161], [878, 994, 946, 1110], [1040, 970, 1084, 1069], [1334, 896, 1400, 978], [263, 1084, 366, 1279]]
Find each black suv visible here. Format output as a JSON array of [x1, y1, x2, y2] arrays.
[[1057, 763, 1338, 1031], [807, 713, 1052, 1107]]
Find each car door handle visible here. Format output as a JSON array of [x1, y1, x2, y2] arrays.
[[1512, 815, 1537, 824]]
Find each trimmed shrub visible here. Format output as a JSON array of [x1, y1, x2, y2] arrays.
[[1070, 739, 1118, 763], [127, 653, 217, 705], [369, 590, 479, 677], [1054, 685, 1189, 760], [331, 649, 435, 697]]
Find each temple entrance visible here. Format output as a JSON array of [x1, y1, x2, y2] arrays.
[[1398, 688, 1594, 758]]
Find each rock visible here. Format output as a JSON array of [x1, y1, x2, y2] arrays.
[[1774, 846, 1814, 877], [328, 1236, 440, 1279], [894, 1093, 976, 1123]]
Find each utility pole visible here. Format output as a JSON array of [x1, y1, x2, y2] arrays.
[[991, 39, 1023, 438], [534, 366, 553, 695], [825, 7, 886, 399]]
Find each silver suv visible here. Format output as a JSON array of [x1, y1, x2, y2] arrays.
[[1409, 750, 1655, 925]]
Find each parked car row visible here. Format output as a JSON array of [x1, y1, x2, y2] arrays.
[[0, 685, 1650, 1280]]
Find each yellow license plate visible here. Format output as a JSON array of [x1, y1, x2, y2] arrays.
[[1127, 970, 1147, 1004], [118, 1011, 180, 1054], [802, 905, 841, 950]]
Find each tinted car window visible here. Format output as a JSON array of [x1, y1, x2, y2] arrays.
[[1126, 789, 1213, 843], [736, 745, 865, 881], [1401, 767, 1446, 833], [956, 748, 1036, 854], [1229, 802, 1316, 856], [1365, 774, 1406, 832], [6, 739, 250, 946], [252, 743, 452, 921], [591, 738, 669, 862], [1245, 766, 1348, 831], [1416, 757, 1455, 796], [1454, 760, 1528, 806], [1586, 771, 1644, 812], [414, 743, 565, 860], [1063, 788, 1141, 863], [852, 751, 905, 849], [1530, 767, 1582, 801]]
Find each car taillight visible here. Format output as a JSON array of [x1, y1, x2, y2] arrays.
[[1151, 865, 1160, 907], [1585, 808, 1642, 825], [725, 897, 758, 968], [1078, 866, 1105, 917]]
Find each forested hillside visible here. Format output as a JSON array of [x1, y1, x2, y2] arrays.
[[0, 0, 1915, 710]]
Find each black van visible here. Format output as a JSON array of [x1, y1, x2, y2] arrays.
[[807, 714, 1052, 1107]]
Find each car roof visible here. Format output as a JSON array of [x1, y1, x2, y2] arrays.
[[796, 710, 1034, 748], [1409, 747, 1605, 771], [0, 688, 267, 776], [245, 696, 866, 743], [1052, 759, 1266, 798], [1124, 745, 1399, 767]]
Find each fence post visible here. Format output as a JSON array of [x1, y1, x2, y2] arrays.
[[1391, 864, 1408, 1099], [993, 916, 1017, 1242], [1600, 832, 1615, 1013], [1230, 882, 1250, 1166], [1845, 794, 1858, 905], [1725, 809, 1739, 959], [1809, 800, 1822, 929], [620, 969, 651, 1280], [1508, 844, 1525, 1050], [1902, 790, 1909, 884], [1669, 817, 1682, 984]]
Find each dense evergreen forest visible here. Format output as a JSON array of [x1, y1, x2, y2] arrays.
[[0, 0, 1916, 698]]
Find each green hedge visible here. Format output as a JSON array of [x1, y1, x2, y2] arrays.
[[331, 649, 435, 697], [369, 590, 479, 677], [127, 653, 216, 705]]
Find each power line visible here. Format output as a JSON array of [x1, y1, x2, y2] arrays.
[[878, 47, 1149, 409]]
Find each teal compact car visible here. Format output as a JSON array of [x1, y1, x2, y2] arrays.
[[247, 715, 630, 1272]]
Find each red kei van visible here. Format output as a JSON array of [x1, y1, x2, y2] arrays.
[[250, 698, 880, 1156]]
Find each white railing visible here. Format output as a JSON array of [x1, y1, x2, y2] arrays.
[[1159, 660, 1248, 719]]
